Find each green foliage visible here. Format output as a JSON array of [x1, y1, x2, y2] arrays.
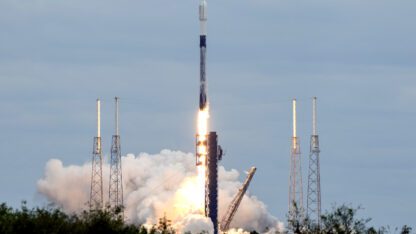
[[0, 201, 140, 234], [287, 201, 308, 234], [286, 203, 413, 234], [320, 204, 371, 234], [400, 225, 412, 234], [157, 213, 175, 234], [0, 201, 184, 234], [0, 202, 412, 234]]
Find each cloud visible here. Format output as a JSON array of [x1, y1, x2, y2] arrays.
[[37, 149, 283, 233]]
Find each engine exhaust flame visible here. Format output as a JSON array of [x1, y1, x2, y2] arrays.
[[196, 107, 209, 213]]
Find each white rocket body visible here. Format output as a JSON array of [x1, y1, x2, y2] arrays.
[[199, 0, 207, 36], [199, 0, 208, 110]]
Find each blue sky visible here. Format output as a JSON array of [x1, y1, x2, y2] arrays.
[[0, 0, 415, 228]]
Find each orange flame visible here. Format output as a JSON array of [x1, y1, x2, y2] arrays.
[[196, 107, 209, 213]]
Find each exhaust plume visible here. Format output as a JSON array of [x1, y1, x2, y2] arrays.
[[37, 150, 283, 233]]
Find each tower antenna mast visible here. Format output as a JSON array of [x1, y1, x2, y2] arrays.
[[307, 97, 321, 228], [109, 97, 124, 215], [289, 99, 304, 220], [90, 99, 104, 210]]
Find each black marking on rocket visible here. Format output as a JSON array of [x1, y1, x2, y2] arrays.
[[199, 90, 207, 110], [199, 35, 207, 110], [200, 35, 206, 47]]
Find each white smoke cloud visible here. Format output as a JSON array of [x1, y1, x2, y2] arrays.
[[178, 214, 214, 234], [37, 149, 283, 233]]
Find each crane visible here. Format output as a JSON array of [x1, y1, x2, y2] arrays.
[[220, 167, 257, 232]]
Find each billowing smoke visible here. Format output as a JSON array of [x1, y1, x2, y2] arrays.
[[37, 150, 283, 233]]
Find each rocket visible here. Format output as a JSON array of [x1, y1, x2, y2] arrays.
[[199, 0, 207, 110], [195, 0, 208, 167]]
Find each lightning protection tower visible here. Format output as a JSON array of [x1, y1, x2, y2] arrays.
[[109, 97, 124, 214], [307, 97, 321, 227], [289, 99, 304, 219], [90, 99, 103, 210]]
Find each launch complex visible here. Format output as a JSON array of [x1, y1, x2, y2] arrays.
[[87, 0, 322, 233]]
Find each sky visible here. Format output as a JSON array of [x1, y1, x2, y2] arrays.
[[0, 0, 416, 229]]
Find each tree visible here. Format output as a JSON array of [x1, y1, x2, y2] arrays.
[[157, 213, 175, 234], [286, 204, 411, 234], [320, 204, 371, 233], [287, 202, 314, 234], [400, 225, 412, 234]]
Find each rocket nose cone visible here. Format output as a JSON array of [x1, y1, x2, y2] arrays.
[[199, 1, 207, 21]]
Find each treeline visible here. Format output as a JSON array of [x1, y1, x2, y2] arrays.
[[0, 202, 412, 234], [0, 202, 172, 234], [286, 203, 412, 234]]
